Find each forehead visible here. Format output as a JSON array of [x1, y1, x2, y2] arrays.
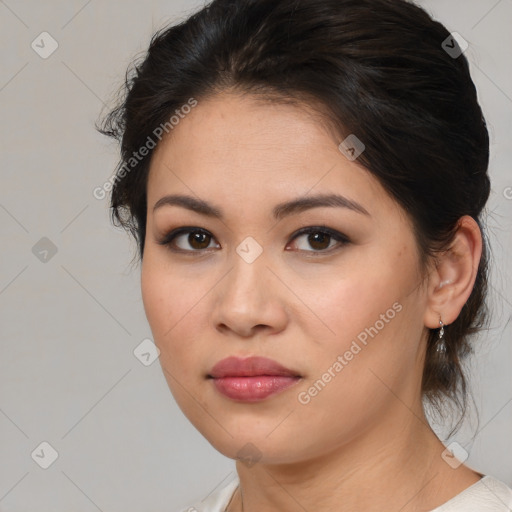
[[146, 92, 401, 223], [152, 92, 337, 167]]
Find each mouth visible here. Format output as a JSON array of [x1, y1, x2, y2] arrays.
[[207, 356, 302, 402]]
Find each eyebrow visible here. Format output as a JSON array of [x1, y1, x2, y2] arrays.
[[153, 193, 370, 220]]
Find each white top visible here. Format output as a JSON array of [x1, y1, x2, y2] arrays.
[[177, 475, 512, 512]]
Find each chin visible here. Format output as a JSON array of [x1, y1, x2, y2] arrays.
[[196, 425, 311, 467]]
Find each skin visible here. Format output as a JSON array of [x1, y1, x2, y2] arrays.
[[141, 92, 483, 512]]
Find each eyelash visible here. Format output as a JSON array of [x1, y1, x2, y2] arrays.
[[157, 225, 350, 256]]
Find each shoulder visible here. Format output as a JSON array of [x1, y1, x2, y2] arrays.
[[172, 474, 512, 512], [431, 475, 512, 511], [174, 476, 239, 512]]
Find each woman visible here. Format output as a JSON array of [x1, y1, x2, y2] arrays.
[[98, 0, 512, 510]]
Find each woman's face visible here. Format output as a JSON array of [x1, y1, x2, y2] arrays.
[[141, 92, 430, 464]]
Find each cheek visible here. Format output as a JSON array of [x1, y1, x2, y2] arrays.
[[142, 252, 194, 335], [297, 241, 420, 390], [306, 258, 403, 345], [140, 254, 211, 372], [141, 256, 189, 357], [140, 258, 208, 411], [140, 261, 169, 339]]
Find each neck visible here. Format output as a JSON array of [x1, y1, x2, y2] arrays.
[[229, 407, 480, 512]]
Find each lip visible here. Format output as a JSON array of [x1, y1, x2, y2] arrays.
[[209, 356, 300, 378], [208, 356, 302, 402]]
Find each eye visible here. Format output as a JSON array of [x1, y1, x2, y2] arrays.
[[157, 225, 350, 255], [286, 226, 350, 253], [157, 227, 219, 253]]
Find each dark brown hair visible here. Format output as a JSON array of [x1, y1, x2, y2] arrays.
[[98, 0, 490, 433]]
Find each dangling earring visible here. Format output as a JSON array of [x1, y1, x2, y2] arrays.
[[436, 317, 446, 354]]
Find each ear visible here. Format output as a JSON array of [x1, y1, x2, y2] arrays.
[[423, 215, 483, 329]]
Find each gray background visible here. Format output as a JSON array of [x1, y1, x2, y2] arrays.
[[0, 0, 511, 510]]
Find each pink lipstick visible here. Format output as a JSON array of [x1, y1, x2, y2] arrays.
[[208, 356, 301, 402]]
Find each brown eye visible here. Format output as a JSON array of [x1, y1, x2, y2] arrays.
[[158, 227, 219, 253], [306, 232, 332, 250], [288, 226, 350, 253], [187, 231, 212, 250]]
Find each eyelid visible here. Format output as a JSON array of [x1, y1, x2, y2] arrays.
[[157, 225, 350, 254], [157, 226, 219, 253], [286, 225, 350, 254]]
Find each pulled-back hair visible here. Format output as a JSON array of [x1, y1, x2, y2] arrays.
[[98, 0, 490, 432]]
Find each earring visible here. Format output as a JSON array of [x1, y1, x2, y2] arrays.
[[436, 317, 447, 354]]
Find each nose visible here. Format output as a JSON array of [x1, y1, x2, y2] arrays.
[[211, 250, 289, 338]]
